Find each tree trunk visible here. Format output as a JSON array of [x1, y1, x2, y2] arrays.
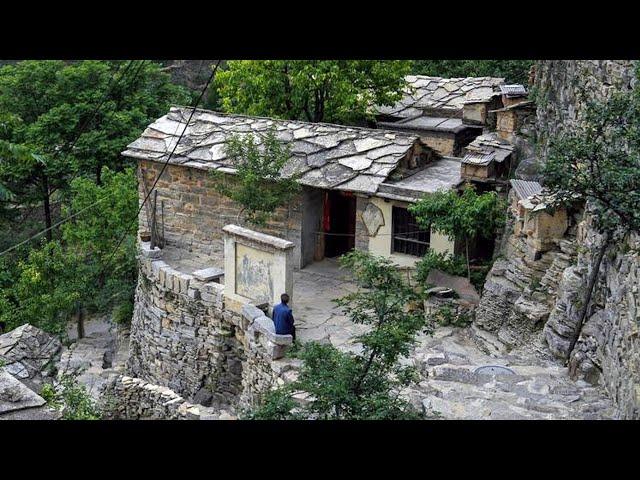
[[567, 232, 610, 358], [42, 174, 52, 242], [77, 303, 85, 340], [96, 164, 102, 186], [465, 238, 471, 281]]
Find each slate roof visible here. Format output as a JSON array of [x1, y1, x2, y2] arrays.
[[462, 133, 514, 166], [510, 179, 543, 200], [123, 107, 427, 196], [378, 116, 468, 134], [377, 158, 463, 201], [377, 75, 505, 119]]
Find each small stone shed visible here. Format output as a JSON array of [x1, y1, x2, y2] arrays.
[[376, 75, 506, 156], [123, 107, 462, 271]]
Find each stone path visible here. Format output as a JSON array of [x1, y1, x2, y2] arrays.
[[406, 327, 617, 419], [57, 316, 129, 401], [294, 258, 367, 353], [293, 260, 617, 419]]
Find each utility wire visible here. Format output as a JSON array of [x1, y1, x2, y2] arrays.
[[100, 60, 222, 272], [0, 194, 113, 257], [0, 60, 147, 258]]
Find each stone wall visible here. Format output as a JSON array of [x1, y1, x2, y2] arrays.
[[100, 374, 228, 420], [475, 60, 640, 418], [137, 160, 305, 268], [127, 248, 298, 414], [532, 60, 636, 159]]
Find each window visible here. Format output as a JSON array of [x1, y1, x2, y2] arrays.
[[392, 206, 430, 257]]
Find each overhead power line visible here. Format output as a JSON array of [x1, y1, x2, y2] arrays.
[[0, 60, 147, 257], [100, 60, 222, 271]]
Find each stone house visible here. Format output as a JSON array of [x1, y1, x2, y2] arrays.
[[123, 107, 463, 272], [375, 75, 506, 156]]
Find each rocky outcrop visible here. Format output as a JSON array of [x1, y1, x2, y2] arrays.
[[475, 60, 640, 418], [532, 60, 636, 160], [0, 324, 61, 387], [0, 368, 59, 420]]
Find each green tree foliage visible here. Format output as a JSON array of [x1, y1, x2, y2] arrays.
[[41, 374, 101, 420], [60, 167, 138, 314], [211, 127, 300, 226], [0, 168, 137, 335], [409, 185, 506, 280], [411, 60, 534, 85], [250, 251, 428, 420], [544, 88, 640, 235], [215, 60, 412, 124], [0, 60, 189, 241], [0, 241, 82, 334]]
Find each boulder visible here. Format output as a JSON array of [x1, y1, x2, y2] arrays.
[[0, 324, 62, 380]]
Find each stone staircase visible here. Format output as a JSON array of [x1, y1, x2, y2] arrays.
[[406, 326, 616, 419]]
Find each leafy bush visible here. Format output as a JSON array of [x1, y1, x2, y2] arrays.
[[41, 374, 101, 420], [249, 251, 427, 420]]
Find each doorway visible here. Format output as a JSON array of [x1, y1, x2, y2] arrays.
[[323, 190, 356, 258]]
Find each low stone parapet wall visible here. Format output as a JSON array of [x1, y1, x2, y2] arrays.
[[100, 374, 233, 420], [127, 241, 297, 414]]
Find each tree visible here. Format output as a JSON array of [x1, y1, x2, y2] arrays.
[[210, 127, 300, 226], [0, 167, 138, 336], [409, 185, 506, 280], [60, 167, 138, 325], [0, 60, 189, 241], [411, 60, 534, 85], [0, 240, 83, 335], [249, 251, 428, 420], [215, 60, 412, 124], [543, 74, 640, 355]]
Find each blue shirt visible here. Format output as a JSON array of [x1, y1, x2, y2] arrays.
[[272, 302, 294, 335]]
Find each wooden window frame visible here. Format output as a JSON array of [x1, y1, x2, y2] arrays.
[[391, 206, 430, 257]]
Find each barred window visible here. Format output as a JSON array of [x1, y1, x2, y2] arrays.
[[392, 206, 430, 257]]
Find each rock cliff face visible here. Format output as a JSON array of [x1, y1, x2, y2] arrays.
[[474, 60, 640, 418]]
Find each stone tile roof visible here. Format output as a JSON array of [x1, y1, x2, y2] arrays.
[[462, 133, 514, 166], [377, 75, 505, 119], [378, 116, 466, 134], [377, 158, 462, 201], [123, 107, 425, 195], [510, 179, 543, 200]]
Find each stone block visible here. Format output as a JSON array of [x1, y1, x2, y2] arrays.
[[242, 304, 265, 323], [193, 267, 224, 282], [140, 242, 162, 259]]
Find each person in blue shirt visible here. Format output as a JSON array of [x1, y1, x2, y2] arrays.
[[272, 293, 295, 340]]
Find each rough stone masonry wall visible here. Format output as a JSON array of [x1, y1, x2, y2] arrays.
[[126, 251, 299, 414], [100, 375, 222, 420], [476, 60, 640, 418], [137, 160, 305, 268]]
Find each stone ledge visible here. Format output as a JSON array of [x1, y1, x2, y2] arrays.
[[223, 224, 295, 251], [140, 241, 162, 259]]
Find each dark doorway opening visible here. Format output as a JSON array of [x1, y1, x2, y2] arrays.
[[323, 190, 356, 258]]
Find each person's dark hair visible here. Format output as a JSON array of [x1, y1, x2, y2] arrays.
[[281, 293, 290, 304]]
